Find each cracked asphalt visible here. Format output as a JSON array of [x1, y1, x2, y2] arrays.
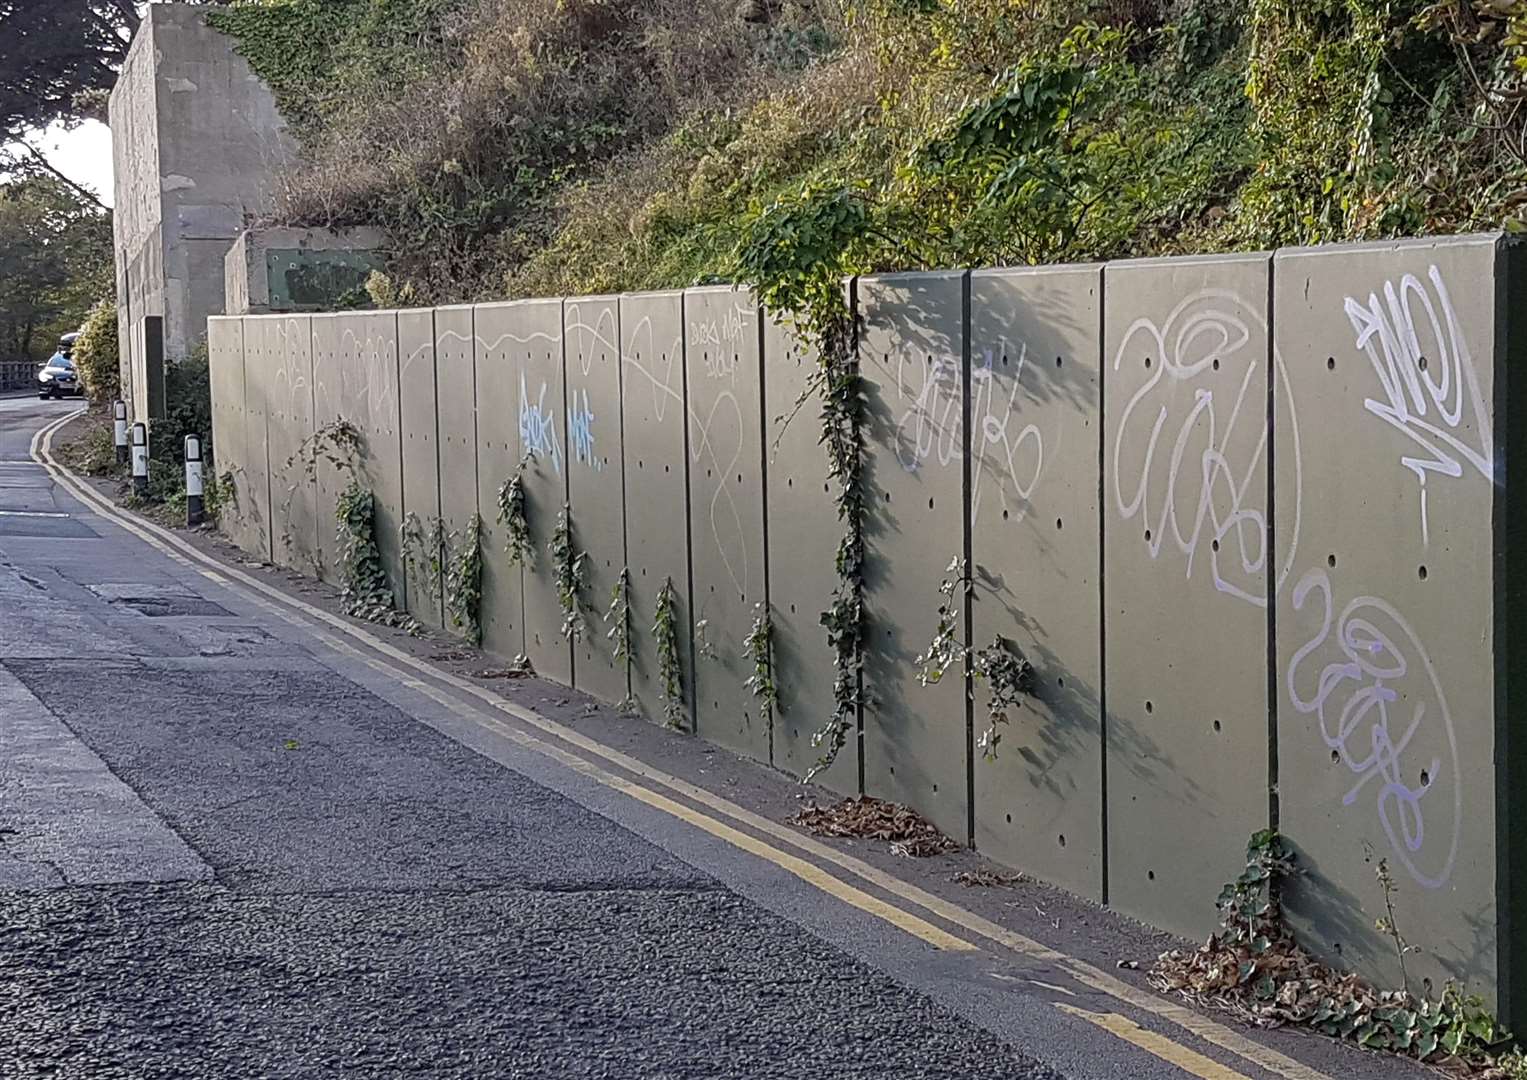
[[0, 396, 1059, 1079]]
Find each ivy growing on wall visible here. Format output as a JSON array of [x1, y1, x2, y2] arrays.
[[733, 183, 872, 782], [446, 512, 485, 645], [916, 556, 1037, 761], [742, 601, 777, 714], [336, 479, 416, 632], [653, 577, 685, 730], [496, 455, 533, 567], [605, 567, 634, 664], [549, 504, 588, 643]]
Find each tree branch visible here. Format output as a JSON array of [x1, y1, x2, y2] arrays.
[[10, 141, 108, 211]]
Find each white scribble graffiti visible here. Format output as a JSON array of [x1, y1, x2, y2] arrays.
[[1285, 567, 1461, 889], [1343, 265, 1494, 548], [520, 371, 563, 473], [1111, 290, 1302, 607], [568, 387, 599, 471], [970, 345, 1044, 526], [895, 355, 962, 472]]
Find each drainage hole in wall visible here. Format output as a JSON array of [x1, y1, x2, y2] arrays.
[[1419, 565, 1428, 581], [710, 585, 715, 593], [1331, 750, 1340, 763], [1419, 355, 1429, 371], [1148, 870, 1156, 881], [1003, 509, 1009, 521], [1212, 358, 1220, 371], [889, 766, 895, 776], [1145, 700, 1153, 714], [737, 474, 742, 484], [707, 469, 712, 477], [1144, 529, 1152, 543], [885, 491, 892, 503], [1420, 769, 1431, 787], [1057, 677, 1065, 689], [788, 477, 793, 487], [790, 604, 796, 614], [1328, 553, 1337, 568], [665, 465, 670, 473], [1213, 720, 1221, 732], [1001, 354, 1009, 366], [1006, 813, 1012, 824], [1145, 356, 1153, 369], [1056, 356, 1063, 368], [928, 498, 934, 510], [932, 783, 938, 793], [1212, 539, 1220, 552], [1327, 356, 1336, 371], [1056, 518, 1063, 530], [1059, 834, 1066, 847], [638, 460, 644, 469], [824, 483, 830, 493]]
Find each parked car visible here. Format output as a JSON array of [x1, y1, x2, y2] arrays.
[[37, 352, 82, 399]]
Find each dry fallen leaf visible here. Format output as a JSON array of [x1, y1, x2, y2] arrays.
[[790, 796, 959, 858]]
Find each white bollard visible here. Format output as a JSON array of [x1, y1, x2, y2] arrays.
[[130, 423, 149, 498], [184, 434, 205, 526], [113, 401, 128, 464]]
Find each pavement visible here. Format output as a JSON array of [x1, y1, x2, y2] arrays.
[[0, 394, 1434, 1080]]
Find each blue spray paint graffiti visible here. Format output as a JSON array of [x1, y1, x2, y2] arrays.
[[520, 371, 562, 473], [568, 388, 600, 471]]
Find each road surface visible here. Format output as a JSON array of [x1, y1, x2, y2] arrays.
[[0, 394, 1425, 1080]]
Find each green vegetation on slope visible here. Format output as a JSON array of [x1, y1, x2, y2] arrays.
[[212, 0, 1527, 301]]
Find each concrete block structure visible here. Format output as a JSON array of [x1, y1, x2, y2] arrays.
[[225, 227, 388, 316], [110, 3, 296, 418]]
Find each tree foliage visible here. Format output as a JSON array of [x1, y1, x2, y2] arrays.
[[0, 0, 140, 142], [0, 170, 110, 365]]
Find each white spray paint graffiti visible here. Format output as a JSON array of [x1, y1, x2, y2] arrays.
[[894, 354, 962, 472], [1111, 290, 1302, 607], [970, 344, 1045, 526], [520, 371, 562, 474], [1285, 567, 1461, 890], [1343, 265, 1493, 548]]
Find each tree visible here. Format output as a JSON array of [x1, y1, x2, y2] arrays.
[[0, 169, 112, 366], [0, 2, 229, 198]]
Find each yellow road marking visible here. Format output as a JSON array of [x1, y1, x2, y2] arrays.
[[1056, 1005, 1254, 1080], [36, 409, 1334, 1080]]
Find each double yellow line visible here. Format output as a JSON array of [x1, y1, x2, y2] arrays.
[[34, 408, 1336, 1080]]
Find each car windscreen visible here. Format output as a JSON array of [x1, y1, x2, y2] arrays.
[[47, 356, 74, 370]]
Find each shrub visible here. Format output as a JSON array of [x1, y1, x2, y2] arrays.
[[72, 296, 119, 402]]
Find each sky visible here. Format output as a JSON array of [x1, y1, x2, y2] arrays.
[[21, 120, 116, 207]]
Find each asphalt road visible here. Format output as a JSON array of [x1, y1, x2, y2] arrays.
[[0, 394, 1429, 1080]]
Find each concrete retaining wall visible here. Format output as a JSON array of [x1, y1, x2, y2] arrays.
[[207, 234, 1527, 1029]]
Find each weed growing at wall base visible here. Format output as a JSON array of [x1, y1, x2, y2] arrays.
[[446, 513, 485, 646], [1154, 832, 1522, 1071], [336, 480, 417, 633], [653, 577, 685, 730]]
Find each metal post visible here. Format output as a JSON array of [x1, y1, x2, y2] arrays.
[[113, 401, 129, 463], [130, 422, 148, 498], [184, 434, 205, 527]]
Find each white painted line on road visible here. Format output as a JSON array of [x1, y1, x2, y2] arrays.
[[0, 510, 70, 518], [35, 406, 1336, 1080]]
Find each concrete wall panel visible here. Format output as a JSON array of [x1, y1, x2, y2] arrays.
[[240, 318, 274, 561], [565, 297, 629, 705], [1103, 253, 1273, 938], [860, 272, 969, 842], [486, 299, 568, 683], [434, 306, 479, 549], [330, 313, 405, 607], [262, 316, 317, 574], [398, 309, 443, 628], [1274, 235, 1502, 999], [969, 266, 1103, 901], [207, 317, 253, 551], [310, 314, 343, 586], [473, 303, 526, 658], [684, 288, 769, 762], [764, 314, 858, 793], [620, 291, 693, 729]]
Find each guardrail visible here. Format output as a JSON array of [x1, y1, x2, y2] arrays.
[[0, 360, 37, 392]]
